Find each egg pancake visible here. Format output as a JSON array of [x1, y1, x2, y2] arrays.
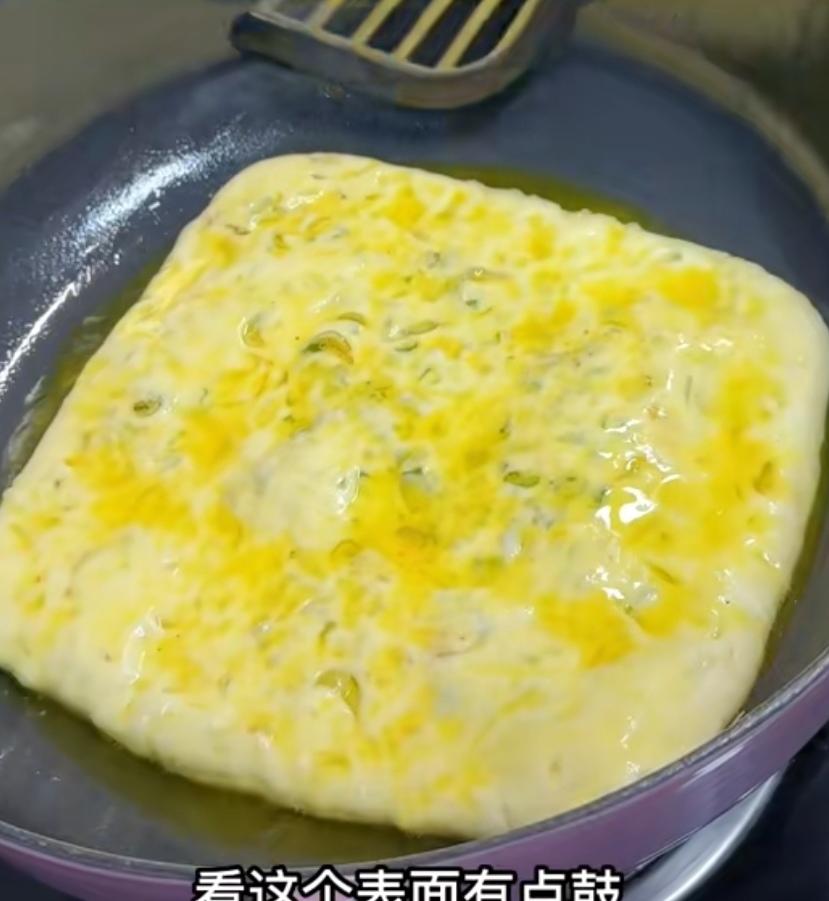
[[1, 153, 827, 839]]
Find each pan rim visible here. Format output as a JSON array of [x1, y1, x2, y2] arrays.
[[0, 646, 827, 879], [2, 4, 829, 880]]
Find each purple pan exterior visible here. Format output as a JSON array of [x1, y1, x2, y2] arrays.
[[2, 660, 829, 900]]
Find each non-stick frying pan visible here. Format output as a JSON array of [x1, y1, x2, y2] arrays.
[[2, 2, 829, 900]]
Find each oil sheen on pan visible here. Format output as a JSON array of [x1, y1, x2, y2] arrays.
[[0, 153, 827, 840]]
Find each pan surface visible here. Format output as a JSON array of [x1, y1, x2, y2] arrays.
[[2, 10, 829, 901]]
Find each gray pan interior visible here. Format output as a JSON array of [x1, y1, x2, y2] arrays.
[[2, 0, 829, 879]]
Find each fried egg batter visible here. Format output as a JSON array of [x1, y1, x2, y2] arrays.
[[1, 153, 827, 838]]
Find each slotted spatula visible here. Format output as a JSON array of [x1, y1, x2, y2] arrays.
[[231, 0, 585, 109]]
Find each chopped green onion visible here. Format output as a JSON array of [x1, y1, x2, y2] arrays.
[[504, 470, 540, 488], [648, 563, 681, 585], [330, 539, 362, 563], [318, 622, 336, 645], [337, 312, 367, 326], [240, 316, 266, 349], [596, 486, 611, 504], [402, 320, 439, 336], [754, 460, 776, 494], [304, 330, 354, 364], [132, 397, 161, 417], [315, 670, 361, 715]]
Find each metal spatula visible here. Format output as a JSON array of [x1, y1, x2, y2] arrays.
[[230, 0, 585, 109]]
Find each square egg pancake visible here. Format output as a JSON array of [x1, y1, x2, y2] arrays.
[[1, 153, 827, 837]]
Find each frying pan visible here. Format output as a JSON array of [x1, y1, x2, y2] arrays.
[[2, 2, 829, 899]]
